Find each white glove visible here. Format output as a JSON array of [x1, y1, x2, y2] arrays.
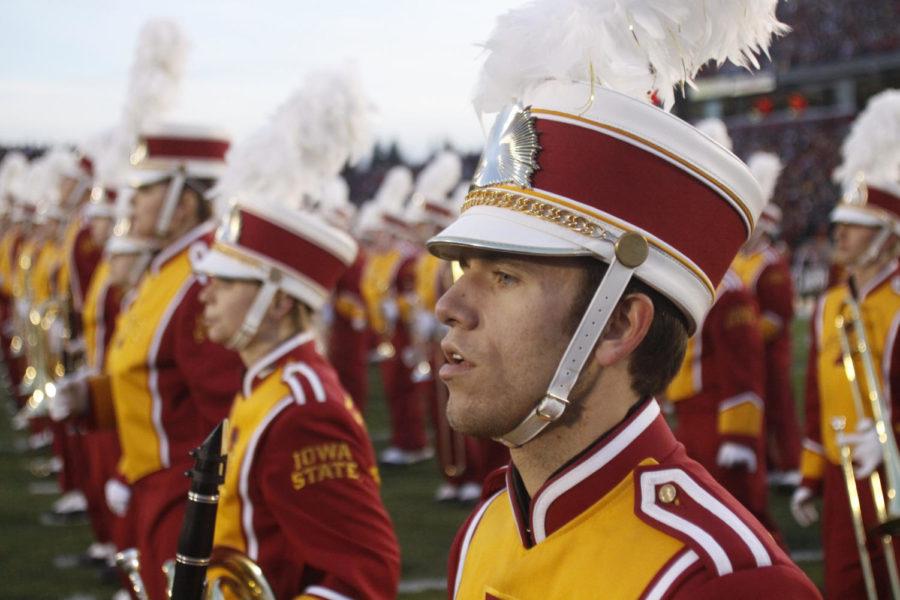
[[790, 485, 819, 527], [105, 478, 131, 517], [380, 298, 399, 326], [716, 442, 757, 472], [49, 370, 91, 422], [837, 418, 883, 478], [412, 310, 438, 343]]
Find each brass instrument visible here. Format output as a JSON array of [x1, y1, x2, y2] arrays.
[[13, 301, 65, 424], [116, 548, 150, 600], [203, 548, 275, 600], [834, 277, 900, 598]]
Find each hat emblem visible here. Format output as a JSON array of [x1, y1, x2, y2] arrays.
[[846, 172, 869, 206], [473, 103, 541, 189], [216, 204, 243, 244], [129, 142, 148, 166]]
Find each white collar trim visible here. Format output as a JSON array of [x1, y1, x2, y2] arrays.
[[242, 331, 315, 398]]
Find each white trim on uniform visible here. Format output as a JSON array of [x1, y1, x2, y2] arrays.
[[453, 490, 505, 600], [532, 401, 660, 542], [304, 585, 355, 600], [859, 260, 898, 300], [242, 331, 315, 397], [718, 392, 764, 414], [643, 549, 700, 600], [882, 312, 900, 414], [802, 438, 825, 455], [150, 221, 215, 274], [92, 277, 109, 370], [639, 469, 772, 576], [147, 274, 195, 469], [691, 326, 704, 393], [281, 362, 326, 405], [239, 394, 294, 560]]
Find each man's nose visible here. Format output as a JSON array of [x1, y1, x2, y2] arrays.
[[435, 278, 477, 330]]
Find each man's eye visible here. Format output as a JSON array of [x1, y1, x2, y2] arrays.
[[494, 271, 517, 286]]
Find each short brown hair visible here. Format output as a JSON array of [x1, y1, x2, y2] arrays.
[[571, 258, 688, 398]]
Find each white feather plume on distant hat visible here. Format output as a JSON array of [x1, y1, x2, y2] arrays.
[[408, 151, 463, 225], [747, 152, 782, 203], [833, 89, 900, 195], [695, 118, 733, 152]]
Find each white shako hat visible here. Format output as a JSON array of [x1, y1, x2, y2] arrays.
[[317, 176, 356, 231], [831, 89, 900, 250], [427, 0, 787, 447], [194, 66, 374, 350], [407, 151, 463, 227], [747, 152, 784, 236]]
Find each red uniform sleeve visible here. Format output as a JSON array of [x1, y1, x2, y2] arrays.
[[171, 282, 243, 425], [755, 260, 794, 342], [255, 402, 400, 600], [72, 226, 103, 311], [709, 290, 766, 444], [800, 297, 826, 490], [673, 564, 821, 599]]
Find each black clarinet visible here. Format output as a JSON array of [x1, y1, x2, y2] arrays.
[[170, 420, 228, 600]]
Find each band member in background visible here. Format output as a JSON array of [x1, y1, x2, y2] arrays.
[[195, 69, 400, 599], [792, 89, 900, 598], [732, 152, 802, 486]]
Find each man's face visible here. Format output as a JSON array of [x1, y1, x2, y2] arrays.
[[130, 181, 168, 238], [832, 222, 880, 266], [198, 276, 260, 346], [435, 251, 589, 438]]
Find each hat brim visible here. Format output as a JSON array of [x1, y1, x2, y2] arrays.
[[831, 205, 889, 229], [427, 206, 592, 260], [191, 247, 261, 281]]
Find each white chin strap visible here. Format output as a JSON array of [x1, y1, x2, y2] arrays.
[[497, 232, 649, 448], [227, 269, 283, 351], [154, 170, 187, 239], [857, 224, 894, 267]]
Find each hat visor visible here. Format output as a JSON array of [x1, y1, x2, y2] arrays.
[[129, 169, 173, 189], [830, 205, 887, 228], [191, 247, 262, 281], [426, 207, 593, 261]]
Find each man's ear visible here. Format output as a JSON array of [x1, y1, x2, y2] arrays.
[[269, 291, 295, 321], [593, 292, 654, 367]]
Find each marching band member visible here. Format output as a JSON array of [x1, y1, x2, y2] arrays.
[[359, 167, 432, 465], [431, 0, 817, 596], [195, 68, 400, 599], [320, 176, 372, 413], [732, 152, 802, 485], [665, 119, 775, 532], [792, 89, 900, 598]]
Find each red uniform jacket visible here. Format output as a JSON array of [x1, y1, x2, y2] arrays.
[[213, 332, 400, 599]]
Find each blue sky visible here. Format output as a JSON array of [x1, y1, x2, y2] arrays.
[[0, 0, 522, 160]]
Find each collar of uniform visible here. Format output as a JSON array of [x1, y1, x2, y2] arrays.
[[858, 258, 900, 299], [150, 221, 216, 274], [506, 399, 677, 547], [242, 330, 316, 397]]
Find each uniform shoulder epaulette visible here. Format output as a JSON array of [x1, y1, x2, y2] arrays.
[[633, 463, 778, 589]]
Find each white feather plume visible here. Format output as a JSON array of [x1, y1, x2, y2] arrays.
[[694, 118, 733, 152], [0, 152, 29, 203], [414, 151, 463, 201], [121, 20, 189, 133], [213, 66, 375, 212], [747, 151, 782, 202], [374, 166, 413, 214], [833, 89, 900, 192], [474, 0, 788, 113]]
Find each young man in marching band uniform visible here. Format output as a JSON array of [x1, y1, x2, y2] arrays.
[[62, 124, 245, 599], [195, 71, 400, 599], [792, 89, 900, 598], [731, 153, 802, 484], [432, 1, 818, 597]]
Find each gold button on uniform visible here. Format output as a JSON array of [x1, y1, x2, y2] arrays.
[[658, 483, 677, 504]]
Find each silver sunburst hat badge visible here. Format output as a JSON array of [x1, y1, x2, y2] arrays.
[[473, 103, 541, 189], [845, 172, 869, 206]]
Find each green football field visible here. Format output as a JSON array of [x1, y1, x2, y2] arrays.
[[0, 318, 823, 599]]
